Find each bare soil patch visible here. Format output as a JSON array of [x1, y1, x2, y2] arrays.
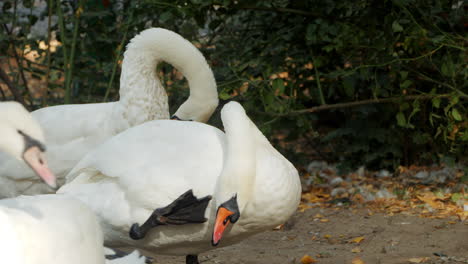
[[152, 208, 467, 264]]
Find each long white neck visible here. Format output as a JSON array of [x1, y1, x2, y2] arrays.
[[217, 103, 301, 235], [215, 102, 257, 212], [117, 28, 218, 127]]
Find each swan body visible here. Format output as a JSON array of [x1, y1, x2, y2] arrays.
[[0, 101, 56, 189], [0, 194, 103, 264], [0, 28, 218, 197], [0, 194, 146, 264], [58, 102, 301, 258]]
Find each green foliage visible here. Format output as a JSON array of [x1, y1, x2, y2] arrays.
[[0, 0, 466, 170]]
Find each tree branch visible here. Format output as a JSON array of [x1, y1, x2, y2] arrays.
[[0, 85, 5, 100], [0, 66, 28, 109], [3, 24, 34, 109], [266, 94, 465, 116], [44, 0, 54, 105], [235, 5, 320, 17]]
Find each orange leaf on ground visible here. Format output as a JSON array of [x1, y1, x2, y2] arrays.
[[417, 193, 445, 210], [458, 211, 468, 221], [408, 257, 430, 263], [349, 236, 365, 243], [273, 224, 284, 230], [351, 256, 365, 264], [300, 254, 317, 264], [320, 218, 330, 223]]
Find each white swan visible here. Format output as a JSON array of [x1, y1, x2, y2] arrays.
[[0, 194, 146, 264], [0, 101, 56, 189], [0, 28, 218, 197], [58, 101, 301, 264]]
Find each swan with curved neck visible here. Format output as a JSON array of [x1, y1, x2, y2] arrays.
[[0, 101, 56, 188], [58, 101, 301, 264], [0, 28, 218, 197]]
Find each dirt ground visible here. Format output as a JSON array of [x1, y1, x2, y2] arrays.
[[152, 208, 468, 264]]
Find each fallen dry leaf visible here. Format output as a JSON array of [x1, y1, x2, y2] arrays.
[[351, 256, 365, 264], [324, 234, 332, 239], [408, 257, 430, 263], [300, 254, 317, 264], [320, 218, 330, 223], [351, 247, 362, 253], [417, 193, 445, 210], [273, 224, 284, 230], [349, 236, 365, 244], [299, 164, 466, 220]]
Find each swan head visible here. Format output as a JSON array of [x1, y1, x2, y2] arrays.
[[212, 194, 240, 246], [0, 102, 57, 188], [171, 97, 218, 123]]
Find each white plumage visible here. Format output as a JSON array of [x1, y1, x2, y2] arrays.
[[0, 194, 146, 264], [0, 28, 218, 197], [0, 195, 104, 264], [58, 101, 301, 259], [0, 101, 56, 190]]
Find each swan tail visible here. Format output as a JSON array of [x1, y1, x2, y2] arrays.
[[129, 189, 212, 240]]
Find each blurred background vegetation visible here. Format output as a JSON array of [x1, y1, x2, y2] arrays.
[[0, 0, 466, 171]]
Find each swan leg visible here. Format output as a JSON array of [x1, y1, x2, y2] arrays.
[[186, 255, 199, 264], [129, 189, 212, 240]]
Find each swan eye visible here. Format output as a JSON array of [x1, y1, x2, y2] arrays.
[[223, 218, 229, 225]]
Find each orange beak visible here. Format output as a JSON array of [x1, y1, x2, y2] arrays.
[[212, 207, 235, 246]]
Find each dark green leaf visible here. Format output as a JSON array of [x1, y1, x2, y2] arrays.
[[272, 79, 285, 95], [400, 80, 412, 89], [432, 97, 441, 108], [451, 108, 462, 121], [392, 21, 403, 32], [342, 78, 354, 97], [396, 112, 406, 127]]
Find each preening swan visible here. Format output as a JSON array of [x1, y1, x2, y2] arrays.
[[58, 101, 301, 264], [0, 194, 146, 264], [0, 27, 218, 197], [0, 101, 56, 189]]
